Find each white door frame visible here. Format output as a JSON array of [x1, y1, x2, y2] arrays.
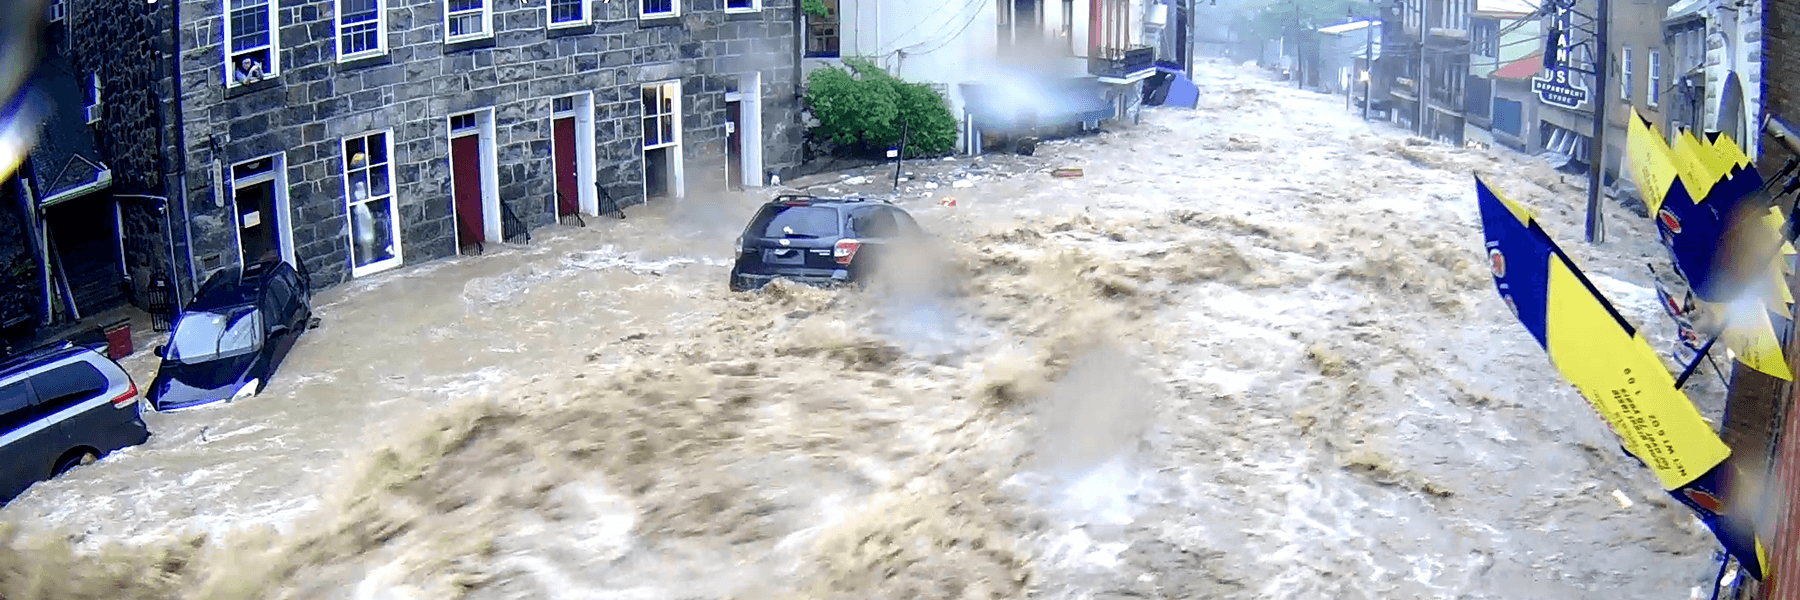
[[343, 129, 406, 277], [724, 72, 765, 187], [554, 92, 600, 216], [227, 152, 296, 269], [641, 79, 685, 199], [447, 108, 501, 251]]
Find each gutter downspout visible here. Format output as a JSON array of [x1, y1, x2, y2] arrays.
[[163, 0, 197, 303]]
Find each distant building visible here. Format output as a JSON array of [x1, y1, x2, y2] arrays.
[[1462, 0, 1539, 151]]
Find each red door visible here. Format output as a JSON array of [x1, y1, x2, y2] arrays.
[[552, 116, 579, 216], [450, 134, 485, 249], [725, 101, 743, 191]]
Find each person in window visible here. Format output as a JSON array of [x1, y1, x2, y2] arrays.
[[235, 57, 266, 83]]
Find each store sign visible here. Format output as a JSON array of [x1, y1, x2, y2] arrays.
[[1533, 3, 1590, 110]]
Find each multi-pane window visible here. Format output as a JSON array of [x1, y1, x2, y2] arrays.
[[85, 74, 102, 124], [342, 132, 400, 272], [641, 0, 677, 18], [805, 0, 839, 57], [224, 0, 279, 86], [338, 0, 384, 59], [47, 0, 65, 22], [446, 0, 490, 40], [642, 82, 678, 148], [1649, 50, 1662, 106], [549, 0, 586, 26], [1620, 46, 1632, 100], [725, 0, 756, 9]]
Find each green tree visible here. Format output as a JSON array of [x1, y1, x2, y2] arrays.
[[804, 58, 956, 158]]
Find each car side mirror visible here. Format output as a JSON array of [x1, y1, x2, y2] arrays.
[[153, 345, 165, 358]]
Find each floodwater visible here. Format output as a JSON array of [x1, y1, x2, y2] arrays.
[[0, 58, 1730, 599]]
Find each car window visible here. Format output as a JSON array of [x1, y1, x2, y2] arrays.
[[167, 307, 264, 363], [32, 361, 108, 412], [857, 209, 900, 238], [266, 276, 294, 322], [753, 206, 840, 239], [0, 380, 35, 434]]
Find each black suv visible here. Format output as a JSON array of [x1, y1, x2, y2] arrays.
[[149, 259, 315, 412], [729, 195, 925, 292], [0, 342, 149, 503]]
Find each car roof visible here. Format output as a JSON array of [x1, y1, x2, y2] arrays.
[[0, 343, 98, 376], [189, 260, 289, 311], [764, 193, 901, 210]]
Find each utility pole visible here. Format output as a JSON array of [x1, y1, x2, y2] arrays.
[[1363, 10, 1374, 121], [1584, 0, 1609, 244], [1417, 0, 1429, 137]]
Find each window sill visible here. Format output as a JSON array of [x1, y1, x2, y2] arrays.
[[548, 20, 592, 30], [224, 76, 282, 99], [337, 52, 390, 70], [639, 13, 681, 25], [724, 7, 760, 14], [444, 36, 498, 53]]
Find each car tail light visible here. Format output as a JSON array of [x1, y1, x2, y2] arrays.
[[834, 239, 861, 265], [111, 380, 139, 409]]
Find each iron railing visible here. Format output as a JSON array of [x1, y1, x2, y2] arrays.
[[501, 199, 531, 245]]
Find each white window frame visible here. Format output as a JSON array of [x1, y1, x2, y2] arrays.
[[547, 0, 590, 28], [639, 0, 679, 20], [641, 80, 685, 199], [723, 0, 759, 13], [336, 0, 387, 62], [85, 74, 102, 124], [222, 0, 281, 87], [47, 0, 65, 22], [228, 153, 297, 269], [642, 80, 682, 150], [341, 130, 405, 277], [1620, 46, 1632, 100], [444, 0, 493, 43], [1648, 50, 1661, 107]]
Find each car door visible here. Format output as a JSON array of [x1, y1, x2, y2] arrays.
[[0, 378, 47, 502], [261, 275, 301, 378]]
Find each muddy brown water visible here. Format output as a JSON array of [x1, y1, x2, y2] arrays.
[[0, 59, 1730, 600]]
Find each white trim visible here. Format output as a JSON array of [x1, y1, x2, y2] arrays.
[[553, 92, 599, 216], [85, 74, 102, 124], [1621, 45, 1633, 100], [641, 80, 684, 199], [446, 108, 501, 252], [38, 169, 113, 207], [336, 0, 388, 62], [222, 0, 281, 87], [227, 153, 296, 269], [114, 200, 127, 277], [546, 0, 591, 28], [1649, 50, 1662, 108], [341, 130, 405, 277], [444, 0, 494, 43], [722, 0, 759, 13], [639, 0, 680, 19]]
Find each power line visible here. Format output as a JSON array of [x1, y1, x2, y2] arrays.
[[874, 0, 985, 57], [903, 0, 991, 56]]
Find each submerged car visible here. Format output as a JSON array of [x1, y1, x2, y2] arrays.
[[0, 342, 149, 503], [149, 259, 315, 412], [728, 194, 926, 292]]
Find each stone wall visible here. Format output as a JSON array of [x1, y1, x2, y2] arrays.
[[62, 0, 190, 304], [175, 0, 801, 287]]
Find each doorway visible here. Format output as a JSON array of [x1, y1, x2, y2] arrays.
[[641, 80, 683, 200], [41, 193, 125, 317], [229, 154, 294, 268], [725, 100, 743, 190], [551, 93, 598, 220], [724, 72, 763, 188], [448, 109, 499, 254]]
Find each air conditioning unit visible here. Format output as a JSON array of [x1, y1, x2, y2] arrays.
[[85, 104, 101, 124], [1147, 3, 1168, 28]]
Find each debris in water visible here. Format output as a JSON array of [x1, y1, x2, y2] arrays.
[[1612, 489, 1634, 509], [1052, 168, 1085, 178]]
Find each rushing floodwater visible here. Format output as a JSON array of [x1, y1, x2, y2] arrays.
[[0, 58, 1731, 600]]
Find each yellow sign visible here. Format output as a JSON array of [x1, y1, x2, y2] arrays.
[[1626, 108, 1681, 213], [1713, 132, 1755, 169], [1543, 257, 1732, 489], [1671, 129, 1720, 202], [1722, 305, 1794, 381]]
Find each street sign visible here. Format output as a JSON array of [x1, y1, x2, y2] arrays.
[[1534, 4, 1590, 110]]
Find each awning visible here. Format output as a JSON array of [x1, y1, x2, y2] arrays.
[[960, 77, 1116, 131], [1494, 51, 1545, 80], [1666, 0, 1704, 22], [1317, 19, 1378, 35], [27, 52, 111, 207]]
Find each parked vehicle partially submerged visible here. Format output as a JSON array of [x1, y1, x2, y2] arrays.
[[728, 194, 927, 292], [148, 260, 316, 412], [0, 342, 149, 503]]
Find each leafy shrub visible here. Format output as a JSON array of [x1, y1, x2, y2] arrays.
[[804, 58, 955, 158]]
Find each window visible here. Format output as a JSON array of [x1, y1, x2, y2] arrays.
[[84, 74, 102, 124], [450, 113, 477, 131], [343, 132, 402, 274], [445, 0, 491, 41], [641, 0, 677, 19], [725, 0, 757, 12], [548, 0, 588, 27], [33, 362, 108, 411], [1649, 50, 1661, 107], [642, 82, 679, 149], [1494, 98, 1523, 135], [338, 0, 385, 60], [0, 380, 33, 435], [1471, 20, 1497, 57], [47, 0, 64, 22], [805, 0, 839, 57], [1620, 46, 1632, 100], [224, 0, 279, 86], [168, 307, 263, 363], [755, 206, 840, 238]]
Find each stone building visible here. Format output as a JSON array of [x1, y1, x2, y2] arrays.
[[168, 0, 803, 288]]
